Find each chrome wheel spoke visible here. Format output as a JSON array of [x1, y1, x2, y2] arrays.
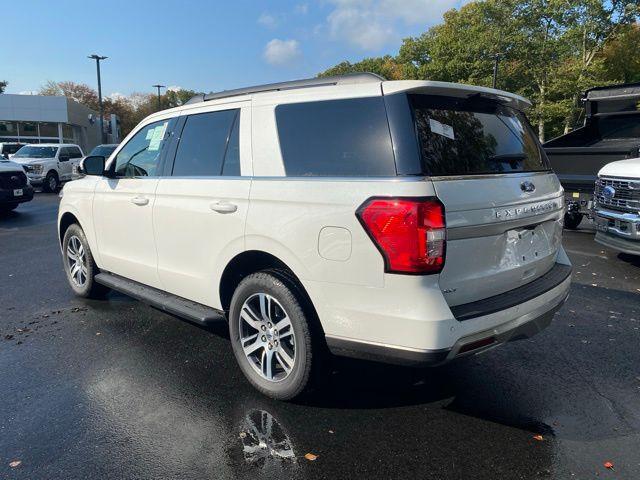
[[274, 316, 291, 331], [261, 348, 274, 380], [242, 334, 263, 356], [241, 305, 262, 330], [259, 293, 272, 322], [275, 350, 293, 374]]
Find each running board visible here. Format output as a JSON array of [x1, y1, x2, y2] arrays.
[[95, 272, 226, 325]]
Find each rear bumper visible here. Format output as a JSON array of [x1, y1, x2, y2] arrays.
[[0, 185, 34, 205], [321, 251, 572, 367]]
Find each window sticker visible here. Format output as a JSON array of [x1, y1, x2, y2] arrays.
[[148, 122, 168, 151], [429, 118, 455, 140], [145, 128, 155, 140]]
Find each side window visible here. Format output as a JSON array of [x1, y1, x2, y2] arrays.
[[275, 97, 396, 177], [171, 109, 239, 177], [59, 147, 70, 159], [222, 114, 240, 176], [69, 147, 83, 158], [113, 119, 172, 177]]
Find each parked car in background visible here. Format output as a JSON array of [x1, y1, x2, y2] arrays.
[[59, 73, 571, 400], [86, 144, 119, 158], [12, 143, 84, 192], [0, 156, 34, 213], [544, 82, 640, 229], [593, 157, 640, 256], [72, 144, 119, 178], [0, 142, 26, 159]]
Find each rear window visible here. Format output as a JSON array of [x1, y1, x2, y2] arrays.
[[411, 95, 549, 176], [276, 97, 396, 177]]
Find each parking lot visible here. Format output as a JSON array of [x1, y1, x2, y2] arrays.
[[1, 193, 639, 479]]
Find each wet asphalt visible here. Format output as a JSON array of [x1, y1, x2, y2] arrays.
[[1, 193, 639, 479]]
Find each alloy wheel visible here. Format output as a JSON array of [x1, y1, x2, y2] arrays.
[[239, 293, 296, 382], [66, 235, 87, 287]]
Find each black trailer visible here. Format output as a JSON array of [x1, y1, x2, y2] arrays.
[[544, 82, 640, 229]]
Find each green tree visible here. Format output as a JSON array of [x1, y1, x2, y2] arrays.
[[319, 0, 640, 141], [0, 80, 8, 93], [318, 55, 410, 80]]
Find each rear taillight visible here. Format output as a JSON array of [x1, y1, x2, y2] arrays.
[[356, 197, 446, 274]]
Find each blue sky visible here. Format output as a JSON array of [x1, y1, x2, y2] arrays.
[[5, 0, 468, 97]]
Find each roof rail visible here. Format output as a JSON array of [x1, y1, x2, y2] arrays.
[[185, 72, 385, 105]]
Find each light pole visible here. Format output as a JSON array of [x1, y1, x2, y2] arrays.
[[492, 53, 503, 89], [152, 84, 166, 111], [88, 54, 108, 143]]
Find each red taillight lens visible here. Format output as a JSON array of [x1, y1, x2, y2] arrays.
[[357, 197, 446, 274]]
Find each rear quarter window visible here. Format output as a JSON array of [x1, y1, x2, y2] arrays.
[[276, 97, 396, 177], [411, 95, 549, 176]]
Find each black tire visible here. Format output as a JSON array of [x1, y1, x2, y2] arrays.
[[564, 212, 583, 230], [229, 270, 324, 400], [62, 224, 109, 299], [43, 171, 59, 193]]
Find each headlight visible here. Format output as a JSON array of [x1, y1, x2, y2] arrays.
[[30, 164, 44, 175]]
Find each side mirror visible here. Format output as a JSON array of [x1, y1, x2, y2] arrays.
[[79, 155, 106, 176]]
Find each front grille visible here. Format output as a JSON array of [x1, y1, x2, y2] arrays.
[[0, 171, 27, 189], [595, 177, 640, 213]]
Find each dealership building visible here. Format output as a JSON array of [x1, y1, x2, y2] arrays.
[[0, 93, 119, 152]]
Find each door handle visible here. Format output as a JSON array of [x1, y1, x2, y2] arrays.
[[209, 201, 237, 214], [131, 196, 149, 206]]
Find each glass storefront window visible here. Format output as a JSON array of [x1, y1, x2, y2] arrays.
[[0, 121, 18, 135], [39, 122, 59, 137], [62, 124, 74, 139], [18, 122, 38, 136]]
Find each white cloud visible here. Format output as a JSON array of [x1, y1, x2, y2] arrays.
[[326, 0, 466, 51], [258, 12, 279, 28], [263, 39, 302, 66], [166, 85, 182, 92], [295, 3, 309, 14]]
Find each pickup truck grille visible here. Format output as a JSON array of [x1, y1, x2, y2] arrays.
[[0, 171, 28, 189], [595, 177, 640, 213]]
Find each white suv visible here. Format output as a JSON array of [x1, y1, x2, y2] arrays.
[[58, 73, 572, 399], [13, 143, 84, 192]]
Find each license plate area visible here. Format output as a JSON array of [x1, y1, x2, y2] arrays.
[[13, 189, 23, 197], [506, 223, 554, 265]]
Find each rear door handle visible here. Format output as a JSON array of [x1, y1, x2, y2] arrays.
[[131, 196, 149, 206], [209, 201, 237, 214]]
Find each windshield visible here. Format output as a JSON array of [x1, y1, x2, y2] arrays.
[[411, 95, 550, 176], [89, 145, 118, 157], [14, 146, 58, 159], [2, 144, 23, 155]]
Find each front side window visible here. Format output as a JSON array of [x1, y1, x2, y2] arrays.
[[113, 119, 173, 177], [411, 95, 549, 176], [14, 146, 58, 158], [276, 97, 396, 177], [68, 147, 82, 158], [171, 109, 239, 177]]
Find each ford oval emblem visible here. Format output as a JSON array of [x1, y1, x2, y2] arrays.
[[520, 181, 536, 193], [603, 185, 616, 199]]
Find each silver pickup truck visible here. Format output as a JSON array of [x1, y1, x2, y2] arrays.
[[594, 157, 640, 255]]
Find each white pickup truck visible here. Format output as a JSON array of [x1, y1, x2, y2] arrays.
[[12, 143, 84, 192], [593, 157, 640, 255]]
